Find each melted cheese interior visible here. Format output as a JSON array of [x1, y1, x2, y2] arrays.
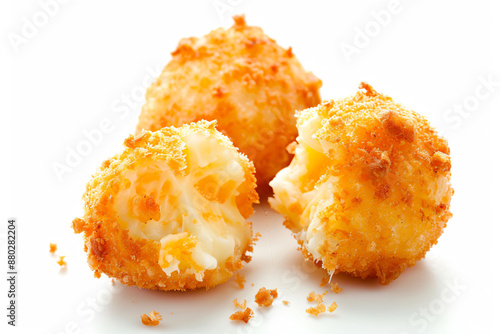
[[114, 132, 250, 281]]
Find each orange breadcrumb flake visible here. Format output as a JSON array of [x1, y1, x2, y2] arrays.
[[141, 311, 162, 326], [330, 283, 342, 294], [307, 291, 327, 303], [306, 303, 326, 316], [282, 300, 290, 305], [235, 273, 246, 289], [233, 298, 247, 309], [320, 277, 329, 287], [255, 287, 278, 307], [57, 256, 67, 267], [49, 243, 57, 253], [328, 302, 338, 313], [229, 307, 254, 323]]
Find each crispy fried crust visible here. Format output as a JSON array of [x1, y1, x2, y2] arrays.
[[136, 15, 321, 189], [72, 121, 258, 291], [270, 83, 453, 285]]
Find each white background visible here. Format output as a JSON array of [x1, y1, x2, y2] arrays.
[[1, 0, 499, 333]]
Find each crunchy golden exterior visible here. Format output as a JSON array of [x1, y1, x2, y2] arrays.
[[72, 120, 258, 291], [136, 15, 322, 189], [270, 83, 453, 285]]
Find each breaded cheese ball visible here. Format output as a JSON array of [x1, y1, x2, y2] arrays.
[[136, 15, 322, 189], [270, 83, 453, 285], [72, 120, 258, 290]]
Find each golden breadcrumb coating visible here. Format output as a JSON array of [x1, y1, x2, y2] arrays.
[[141, 311, 162, 326], [235, 273, 246, 289], [73, 120, 258, 291], [136, 15, 321, 190], [306, 303, 326, 316], [270, 83, 453, 285], [50, 243, 57, 253], [254, 287, 278, 307], [229, 307, 254, 323]]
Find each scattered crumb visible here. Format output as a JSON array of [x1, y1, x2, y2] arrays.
[[141, 311, 162, 326], [235, 273, 246, 289], [282, 300, 290, 305], [49, 243, 57, 253], [328, 302, 338, 313], [330, 283, 343, 294], [111, 279, 116, 286], [306, 303, 326, 316], [320, 277, 329, 287], [320, 277, 342, 294], [57, 256, 67, 267], [255, 287, 278, 307], [255, 232, 262, 239], [251, 283, 254, 286], [230, 307, 254, 323], [233, 298, 247, 309], [307, 291, 327, 303]]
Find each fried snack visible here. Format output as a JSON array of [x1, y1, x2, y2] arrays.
[[270, 83, 453, 285], [72, 120, 258, 290], [136, 15, 321, 190]]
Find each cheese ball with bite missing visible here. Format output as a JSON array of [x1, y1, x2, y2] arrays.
[[136, 15, 322, 190], [72, 120, 258, 290], [269, 83, 453, 285]]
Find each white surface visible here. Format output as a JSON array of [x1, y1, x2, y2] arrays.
[[1, 0, 499, 333]]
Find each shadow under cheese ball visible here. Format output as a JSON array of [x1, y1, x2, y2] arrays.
[[270, 83, 453, 285], [136, 15, 322, 191], [73, 120, 259, 290]]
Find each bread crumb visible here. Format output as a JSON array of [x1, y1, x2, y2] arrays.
[[141, 311, 162, 326], [49, 243, 57, 253], [233, 298, 247, 309], [282, 300, 290, 305], [111, 279, 116, 286], [255, 287, 278, 307], [330, 283, 342, 294], [320, 277, 329, 287], [235, 273, 246, 289], [328, 301, 337, 313], [320, 277, 342, 294], [307, 291, 327, 303], [251, 283, 254, 286], [306, 303, 326, 316], [229, 307, 254, 323], [57, 256, 67, 267]]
